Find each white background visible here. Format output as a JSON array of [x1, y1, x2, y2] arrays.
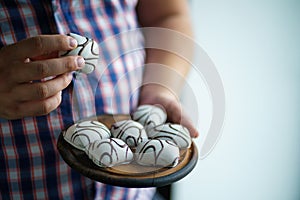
[[173, 0, 300, 200]]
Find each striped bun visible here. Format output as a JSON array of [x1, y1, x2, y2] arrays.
[[148, 123, 191, 149], [63, 120, 111, 151], [135, 139, 179, 167], [59, 33, 99, 74], [131, 105, 167, 133], [85, 138, 133, 167], [111, 120, 148, 147]]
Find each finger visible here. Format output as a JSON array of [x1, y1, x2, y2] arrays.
[[166, 101, 199, 138], [5, 35, 77, 60], [170, 113, 199, 138], [31, 52, 59, 61], [180, 114, 199, 138], [14, 56, 84, 82], [12, 73, 72, 101], [17, 91, 62, 117]]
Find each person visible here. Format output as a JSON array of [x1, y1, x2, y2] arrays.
[[0, 0, 199, 199]]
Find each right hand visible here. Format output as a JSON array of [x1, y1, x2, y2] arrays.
[[138, 84, 199, 138], [0, 35, 85, 119]]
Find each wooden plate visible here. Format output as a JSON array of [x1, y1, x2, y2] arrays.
[[57, 114, 198, 188]]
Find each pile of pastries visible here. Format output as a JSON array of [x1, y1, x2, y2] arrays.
[[63, 105, 192, 168]]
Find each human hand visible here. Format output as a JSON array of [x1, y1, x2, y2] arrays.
[[0, 35, 85, 119], [138, 84, 199, 138]]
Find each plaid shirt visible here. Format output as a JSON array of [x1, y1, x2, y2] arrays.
[[0, 0, 155, 199]]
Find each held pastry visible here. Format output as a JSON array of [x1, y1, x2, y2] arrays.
[[135, 139, 180, 167], [63, 120, 111, 151], [85, 138, 133, 167], [131, 105, 167, 133], [148, 123, 192, 149], [59, 32, 99, 74], [110, 120, 148, 147]]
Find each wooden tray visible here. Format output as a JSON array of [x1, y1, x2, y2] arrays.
[[57, 114, 198, 188]]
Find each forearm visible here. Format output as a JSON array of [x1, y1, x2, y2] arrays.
[[135, 0, 199, 137], [137, 0, 194, 99]]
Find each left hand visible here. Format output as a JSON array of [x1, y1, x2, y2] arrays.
[[138, 84, 199, 138]]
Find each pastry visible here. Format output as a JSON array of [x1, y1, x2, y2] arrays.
[[110, 120, 148, 147], [85, 138, 133, 167], [135, 139, 179, 167], [148, 123, 191, 149], [59, 32, 99, 74], [131, 105, 167, 133], [63, 120, 111, 151]]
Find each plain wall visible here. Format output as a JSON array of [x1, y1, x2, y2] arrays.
[[173, 0, 300, 200]]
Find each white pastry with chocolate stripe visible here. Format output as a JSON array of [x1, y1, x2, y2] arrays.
[[59, 32, 99, 74], [148, 123, 192, 149], [131, 105, 167, 133], [135, 139, 179, 167], [85, 138, 133, 167], [110, 120, 148, 147], [63, 120, 111, 151]]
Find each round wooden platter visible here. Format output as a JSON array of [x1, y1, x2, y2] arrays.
[[57, 114, 198, 188]]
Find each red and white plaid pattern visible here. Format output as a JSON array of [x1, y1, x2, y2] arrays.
[[0, 1, 154, 199]]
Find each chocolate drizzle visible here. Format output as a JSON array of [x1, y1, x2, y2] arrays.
[[60, 33, 99, 74], [138, 139, 164, 165], [71, 121, 110, 140], [86, 138, 133, 167], [136, 139, 179, 167], [90, 39, 99, 56], [149, 123, 191, 149], [111, 120, 147, 147], [79, 37, 98, 72], [75, 121, 110, 137], [132, 105, 167, 129], [64, 121, 111, 150]]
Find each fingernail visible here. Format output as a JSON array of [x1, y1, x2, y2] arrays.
[[77, 57, 85, 68], [69, 37, 77, 48]]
